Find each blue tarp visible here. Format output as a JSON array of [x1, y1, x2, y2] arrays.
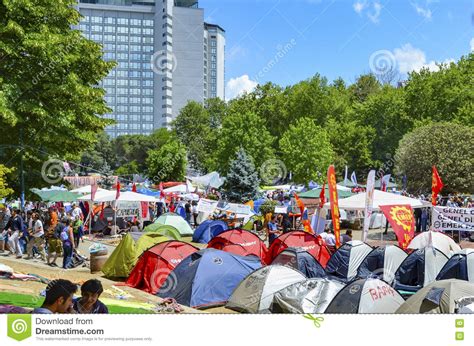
[[157, 249, 262, 308], [192, 220, 228, 244]]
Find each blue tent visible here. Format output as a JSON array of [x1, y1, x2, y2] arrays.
[[436, 249, 474, 283], [156, 249, 262, 308], [192, 220, 228, 244], [325, 241, 373, 282], [252, 198, 266, 214], [271, 247, 326, 279]]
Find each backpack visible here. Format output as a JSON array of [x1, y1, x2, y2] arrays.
[[60, 227, 70, 242]]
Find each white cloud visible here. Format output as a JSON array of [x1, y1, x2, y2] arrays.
[[353, 1, 382, 23], [225, 75, 258, 101], [470, 38, 474, 52], [412, 3, 432, 20], [393, 43, 453, 74]]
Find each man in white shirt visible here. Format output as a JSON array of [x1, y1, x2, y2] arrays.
[[71, 203, 83, 221], [26, 213, 46, 261]]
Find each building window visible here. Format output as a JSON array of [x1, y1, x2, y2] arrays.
[[130, 19, 142, 26], [211, 40, 217, 47], [131, 27, 142, 35], [117, 18, 129, 25], [104, 17, 115, 25], [91, 16, 102, 24], [117, 26, 129, 34]]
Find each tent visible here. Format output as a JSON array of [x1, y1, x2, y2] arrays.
[[102, 232, 169, 278], [357, 245, 408, 285], [436, 249, 474, 283], [226, 265, 306, 313], [207, 229, 268, 264], [156, 249, 261, 309], [271, 248, 326, 279], [126, 241, 199, 294], [396, 279, 474, 314], [325, 241, 373, 282], [408, 231, 461, 258], [394, 248, 449, 293], [70, 185, 108, 194], [299, 188, 354, 199], [267, 231, 331, 268], [324, 190, 429, 211], [325, 278, 405, 313], [145, 225, 181, 240], [271, 278, 345, 313], [192, 220, 229, 243], [78, 190, 157, 202], [163, 181, 196, 194], [187, 171, 224, 189], [32, 189, 80, 202], [144, 213, 193, 236]]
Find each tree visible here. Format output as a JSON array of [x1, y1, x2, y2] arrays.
[[404, 53, 473, 126], [0, 0, 115, 193], [279, 118, 334, 184], [224, 148, 260, 203], [80, 132, 116, 174], [395, 123, 474, 194], [146, 139, 187, 183], [349, 74, 382, 103], [216, 111, 275, 174], [0, 165, 14, 199]]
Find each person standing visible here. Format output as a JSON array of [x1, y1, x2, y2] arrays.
[[60, 219, 75, 269], [72, 217, 84, 248], [8, 209, 24, 258], [192, 201, 199, 227], [26, 213, 46, 261], [267, 215, 281, 245], [184, 200, 192, 225]]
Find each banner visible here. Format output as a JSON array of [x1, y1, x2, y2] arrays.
[[116, 201, 141, 218], [363, 170, 376, 242], [327, 165, 341, 248], [196, 198, 219, 214], [432, 206, 474, 233], [379, 204, 415, 249]]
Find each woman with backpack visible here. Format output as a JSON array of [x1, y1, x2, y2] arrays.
[[60, 219, 75, 269]]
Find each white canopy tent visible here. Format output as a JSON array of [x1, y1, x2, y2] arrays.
[[78, 190, 157, 202], [163, 181, 203, 194], [70, 185, 108, 194], [324, 190, 429, 211]]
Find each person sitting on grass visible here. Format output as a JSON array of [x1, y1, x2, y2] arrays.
[[33, 279, 77, 314], [73, 279, 109, 314]]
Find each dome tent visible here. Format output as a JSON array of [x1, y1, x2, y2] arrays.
[[192, 220, 228, 244], [144, 224, 181, 240], [325, 241, 373, 282], [396, 279, 474, 314], [271, 278, 345, 313], [226, 265, 306, 313], [436, 249, 474, 283], [207, 229, 268, 264], [156, 249, 261, 309], [394, 247, 448, 293], [126, 241, 199, 294], [325, 278, 405, 313], [268, 231, 331, 267], [271, 247, 326, 279], [357, 245, 408, 285], [408, 231, 461, 258], [102, 232, 169, 278], [144, 212, 193, 236]]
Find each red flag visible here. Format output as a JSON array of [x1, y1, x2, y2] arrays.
[[115, 181, 121, 200], [319, 182, 326, 209], [327, 165, 341, 248], [91, 182, 98, 201], [432, 166, 444, 206], [294, 193, 305, 215], [159, 182, 165, 199], [132, 183, 137, 193], [379, 204, 415, 249]]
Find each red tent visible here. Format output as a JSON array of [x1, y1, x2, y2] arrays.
[[268, 231, 331, 267], [207, 229, 268, 264], [126, 241, 198, 294]]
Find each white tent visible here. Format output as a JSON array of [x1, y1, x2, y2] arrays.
[[187, 171, 224, 189], [408, 231, 462, 258], [70, 185, 108, 194], [163, 181, 199, 194], [78, 191, 157, 202], [324, 190, 429, 211]]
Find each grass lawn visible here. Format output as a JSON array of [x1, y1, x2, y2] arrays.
[[0, 292, 153, 314]]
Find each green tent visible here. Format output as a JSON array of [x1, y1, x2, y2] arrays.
[[31, 189, 80, 202], [102, 232, 169, 278], [299, 188, 354, 199], [338, 179, 359, 188], [146, 212, 193, 236], [242, 215, 263, 231], [143, 224, 181, 240]]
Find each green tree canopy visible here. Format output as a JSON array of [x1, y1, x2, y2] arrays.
[[146, 139, 187, 183], [224, 148, 260, 203], [395, 122, 474, 194], [0, 165, 14, 199], [279, 118, 334, 184], [0, 0, 115, 194]]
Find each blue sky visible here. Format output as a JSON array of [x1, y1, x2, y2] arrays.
[[199, 0, 474, 99]]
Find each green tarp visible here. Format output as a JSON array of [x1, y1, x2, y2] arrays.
[[299, 188, 354, 199]]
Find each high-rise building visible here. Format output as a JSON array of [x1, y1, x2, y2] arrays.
[[76, 0, 225, 137]]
